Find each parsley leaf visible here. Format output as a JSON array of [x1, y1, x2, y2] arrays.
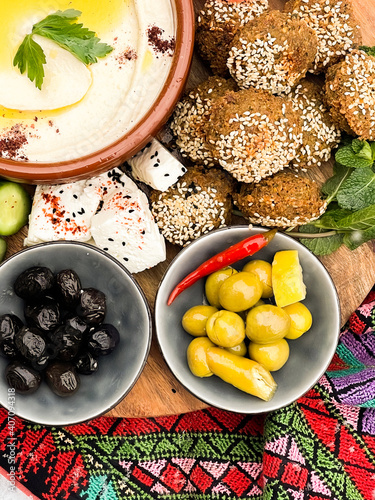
[[13, 34, 46, 90], [13, 9, 113, 89]]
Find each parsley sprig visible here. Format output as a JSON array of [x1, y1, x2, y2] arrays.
[[13, 9, 113, 90], [296, 135, 375, 255]]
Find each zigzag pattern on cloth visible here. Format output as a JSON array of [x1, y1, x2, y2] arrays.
[[0, 286, 374, 500]]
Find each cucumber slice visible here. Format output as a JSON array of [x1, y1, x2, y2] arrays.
[[0, 238, 6, 261], [0, 182, 31, 236]]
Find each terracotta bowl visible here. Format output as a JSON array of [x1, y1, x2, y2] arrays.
[[0, 0, 194, 185]]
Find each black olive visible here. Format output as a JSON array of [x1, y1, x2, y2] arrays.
[[0, 314, 24, 359], [64, 315, 90, 337], [55, 269, 82, 308], [14, 266, 55, 301], [50, 325, 84, 362], [79, 288, 106, 325], [14, 326, 47, 362], [24, 297, 61, 333], [46, 362, 80, 397], [75, 351, 98, 375], [5, 361, 42, 394], [87, 324, 120, 356]]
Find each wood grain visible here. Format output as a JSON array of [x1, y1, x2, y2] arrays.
[[4, 0, 375, 418]]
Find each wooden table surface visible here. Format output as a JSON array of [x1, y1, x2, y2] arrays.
[[5, 0, 375, 418]]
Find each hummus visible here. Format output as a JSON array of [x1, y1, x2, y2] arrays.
[[0, 0, 176, 162]]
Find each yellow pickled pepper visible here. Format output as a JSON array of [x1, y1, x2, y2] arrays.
[[206, 347, 277, 401]]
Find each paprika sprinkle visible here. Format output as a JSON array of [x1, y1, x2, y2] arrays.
[[167, 229, 277, 305]]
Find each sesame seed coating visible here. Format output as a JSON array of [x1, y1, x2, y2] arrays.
[[290, 79, 341, 168], [170, 76, 237, 165], [202, 88, 303, 183], [150, 165, 236, 246], [324, 50, 375, 140], [227, 10, 317, 94], [284, 0, 362, 74], [233, 170, 327, 227], [196, 0, 269, 76]]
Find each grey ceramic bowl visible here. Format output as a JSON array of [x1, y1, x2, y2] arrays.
[[155, 226, 340, 413], [0, 241, 151, 426]]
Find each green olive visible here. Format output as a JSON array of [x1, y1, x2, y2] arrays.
[[246, 304, 291, 344], [218, 272, 263, 312], [187, 337, 216, 377], [226, 341, 247, 356], [206, 310, 245, 348], [283, 302, 313, 339], [242, 260, 273, 298], [182, 305, 219, 336], [248, 339, 290, 371], [205, 267, 238, 307]]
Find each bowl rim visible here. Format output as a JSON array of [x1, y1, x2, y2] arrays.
[[154, 225, 341, 414], [0, 240, 152, 426], [0, 0, 195, 184]]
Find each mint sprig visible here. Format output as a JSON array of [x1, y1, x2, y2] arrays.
[[297, 136, 375, 255], [13, 9, 113, 89]]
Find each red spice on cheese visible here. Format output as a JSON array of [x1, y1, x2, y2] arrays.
[[41, 193, 88, 236]]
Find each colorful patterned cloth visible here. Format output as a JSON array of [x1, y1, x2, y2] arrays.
[[1, 286, 375, 500]]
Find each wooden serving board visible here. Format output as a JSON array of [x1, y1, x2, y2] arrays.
[[4, 0, 375, 418]]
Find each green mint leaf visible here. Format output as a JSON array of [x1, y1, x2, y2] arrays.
[[314, 206, 353, 230], [351, 139, 364, 154], [356, 141, 373, 161], [299, 224, 343, 256], [336, 204, 375, 230], [13, 9, 113, 89], [335, 142, 374, 168], [336, 167, 375, 211], [359, 45, 375, 57], [13, 34, 46, 90], [343, 226, 375, 250], [321, 163, 353, 203]]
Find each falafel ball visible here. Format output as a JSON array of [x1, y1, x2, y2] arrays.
[[324, 50, 375, 140], [290, 79, 341, 168], [227, 10, 317, 94], [233, 170, 326, 227], [284, 0, 362, 74], [202, 88, 303, 183], [150, 165, 236, 246], [170, 76, 237, 165], [196, 0, 269, 76]]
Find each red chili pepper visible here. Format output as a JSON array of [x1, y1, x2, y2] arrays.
[[167, 229, 277, 305]]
